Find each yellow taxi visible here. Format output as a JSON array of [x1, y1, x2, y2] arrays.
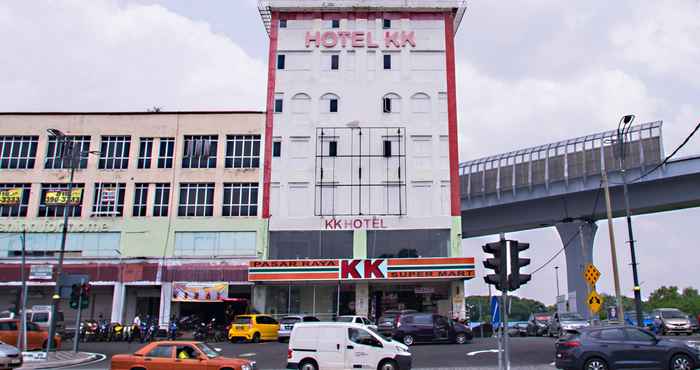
[[227, 315, 279, 343]]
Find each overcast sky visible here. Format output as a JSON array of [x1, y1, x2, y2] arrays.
[[1, 1, 699, 305]]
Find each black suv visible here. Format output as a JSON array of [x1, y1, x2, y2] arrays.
[[381, 312, 473, 346], [555, 325, 699, 370]]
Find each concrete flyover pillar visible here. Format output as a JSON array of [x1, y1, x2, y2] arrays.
[[555, 220, 597, 319], [110, 283, 125, 324]]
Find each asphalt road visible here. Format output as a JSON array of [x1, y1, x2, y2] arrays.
[[64, 334, 700, 370]]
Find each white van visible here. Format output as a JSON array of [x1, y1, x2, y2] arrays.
[[287, 322, 411, 370]]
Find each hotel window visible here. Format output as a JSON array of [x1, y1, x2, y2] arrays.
[[328, 141, 338, 157], [0, 232, 120, 258], [331, 19, 340, 28], [157, 137, 175, 169], [132, 183, 148, 217], [383, 19, 391, 29], [91, 183, 126, 217], [273, 141, 282, 157], [331, 54, 340, 70], [182, 135, 217, 169], [321, 93, 339, 113], [279, 19, 287, 28], [45, 136, 91, 169], [178, 183, 214, 217], [222, 183, 258, 216], [153, 183, 171, 217], [0, 136, 38, 169], [274, 94, 284, 113], [38, 183, 85, 217], [225, 135, 261, 168], [0, 183, 31, 217], [383, 54, 392, 70], [382, 93, 401, 113], [137, 137, 153, 169], [277, 54, 286, 70], [99, 136, 131, 170]]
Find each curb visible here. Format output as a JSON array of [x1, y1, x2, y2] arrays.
[[19, 352, 102, 370]]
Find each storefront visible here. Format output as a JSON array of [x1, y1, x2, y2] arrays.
[[169, 282, 252, 324], [249, 257, 475, 321]]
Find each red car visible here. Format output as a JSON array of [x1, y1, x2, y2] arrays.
[[110, 341, 255, 370]]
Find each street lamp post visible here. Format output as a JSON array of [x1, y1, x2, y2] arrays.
[[554, 266, 560, 298], [45, 129, 79, 354], [616, 115, 644, 327]]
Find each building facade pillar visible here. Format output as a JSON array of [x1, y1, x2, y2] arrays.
[[451, 280, 466, 320], [158, 282, 172, 328], [110, 282, 125, 323], [355, 283, 369, 317], [555, 220, 597, 319], [252, 285, 266, 313]]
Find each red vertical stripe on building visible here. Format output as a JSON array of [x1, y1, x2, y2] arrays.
[[444, 13, 461, 216], [262, 12, 279, 219]]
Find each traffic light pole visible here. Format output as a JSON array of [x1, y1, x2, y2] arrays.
[[73, 286, 83, 353]]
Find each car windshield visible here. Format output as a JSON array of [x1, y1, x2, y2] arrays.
[[33, 312, 49, 322], [378, 315, 396, 324], [661, 311, 686, 319], [560, 314, 585, 321], [281, 317, 301, 324], [196, 343, 220, 359], [234, 317, 252, 324], [535, 315, 550, 322], [337, 317, 354, 323]]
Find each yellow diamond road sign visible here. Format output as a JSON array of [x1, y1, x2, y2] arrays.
[[587, 290, 603, 313], [584, 263, 601, 286]]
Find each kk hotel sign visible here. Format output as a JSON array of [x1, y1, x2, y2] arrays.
[[248, 258, 475, 282]]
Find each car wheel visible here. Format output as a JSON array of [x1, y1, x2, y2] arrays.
[[584, 357, 608, 370], [251, 332, 261, 343], [378, 359, 398, 370], [671, 354, 693, 370], [455, 333, 468, 344], [402, 334, 415, 346], [299, 359, 318, 370]]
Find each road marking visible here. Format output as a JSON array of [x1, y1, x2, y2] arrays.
[[466, 349, 501, 356], [56, 353, 107, 369], [239, 352, 257, 357]]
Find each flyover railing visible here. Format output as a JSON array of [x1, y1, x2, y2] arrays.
[[459, 121, 664, 200]]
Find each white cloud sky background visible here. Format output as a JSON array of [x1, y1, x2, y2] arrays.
[[1, 0, 698, 304]]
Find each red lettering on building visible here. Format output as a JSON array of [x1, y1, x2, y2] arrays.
[[400, 31, 416, 47], [351, 31, 365, 47], [305, 31, 320, 48], [384, 31, 401, 48], [341, 260, 362, 279], [366, 32, 379, 48], [321, 31, 338, 48], [338, 31, 352, 47], [364, 259, 385, 278]]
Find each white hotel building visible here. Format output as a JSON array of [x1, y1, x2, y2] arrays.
[[252, 0, 474, 320]]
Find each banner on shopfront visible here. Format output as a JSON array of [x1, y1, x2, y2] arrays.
[[248, 257, 475, 282], [172, 282, 228, 302], [0, 188, 23, 205], [44, 189, 83, 205]]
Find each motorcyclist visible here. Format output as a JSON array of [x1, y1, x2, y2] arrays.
[[169, 315, 178, 340]]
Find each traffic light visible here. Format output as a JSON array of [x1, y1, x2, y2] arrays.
[[482, 240, 507, 292], [79, 283, 90, 309], [69, 284, 80, 309], [508, 241, 531, 291]]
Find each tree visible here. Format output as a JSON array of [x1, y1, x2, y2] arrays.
[[645, 286, 700, 316], [464, 295, 547, 322]]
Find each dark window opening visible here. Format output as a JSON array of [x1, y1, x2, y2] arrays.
[[274, 98, 283, 113], [269, 231, 353, 259], [329, 99, 338, 113], [331, 54, 339, 70], [383, 98, 392, 113], [277, 54, 285, 70], [272, 141, 282, 157], [331, 19, 340, 28], [279, 19, 287, 28], [383, 54, 391, 70], [383, 140, 392, 157], [383, 19, 391, 29], [328, 141, 338, 157]]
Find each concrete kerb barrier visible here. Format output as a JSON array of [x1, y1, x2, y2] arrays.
[[19, 351, 103, 370]]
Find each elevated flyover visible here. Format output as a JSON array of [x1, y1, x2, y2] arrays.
[[459, 121, 700, 315]]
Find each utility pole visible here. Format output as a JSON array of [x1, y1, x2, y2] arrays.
[[46, 129, 78, 354], [18, 228, 28, 352], [554, 266, 560, 297], [499, 233, 510, 370], [601, 168, 625, 325], [616, 115, 644, 327]]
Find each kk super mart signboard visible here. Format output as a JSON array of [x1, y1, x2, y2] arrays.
[[248, 258, 475, 282]]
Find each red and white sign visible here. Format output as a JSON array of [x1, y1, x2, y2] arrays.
[[306, 30, 416, 49], [340, 259, 388, 280]]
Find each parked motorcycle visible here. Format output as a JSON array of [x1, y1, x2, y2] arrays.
[[193, 321, 209, 341], [82, 320, 98, 342], [168, 319, 178, 340], [109, 322, 124, 341], [96, 320, 110, 341]]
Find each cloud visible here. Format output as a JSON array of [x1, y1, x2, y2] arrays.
[[0, 1, 266, 112]]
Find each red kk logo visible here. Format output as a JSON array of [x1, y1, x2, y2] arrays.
[[340, 259, 387, 279]]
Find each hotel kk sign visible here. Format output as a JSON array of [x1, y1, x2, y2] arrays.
[[305, 30, 416, 49], [248, 257, 475, 282]]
